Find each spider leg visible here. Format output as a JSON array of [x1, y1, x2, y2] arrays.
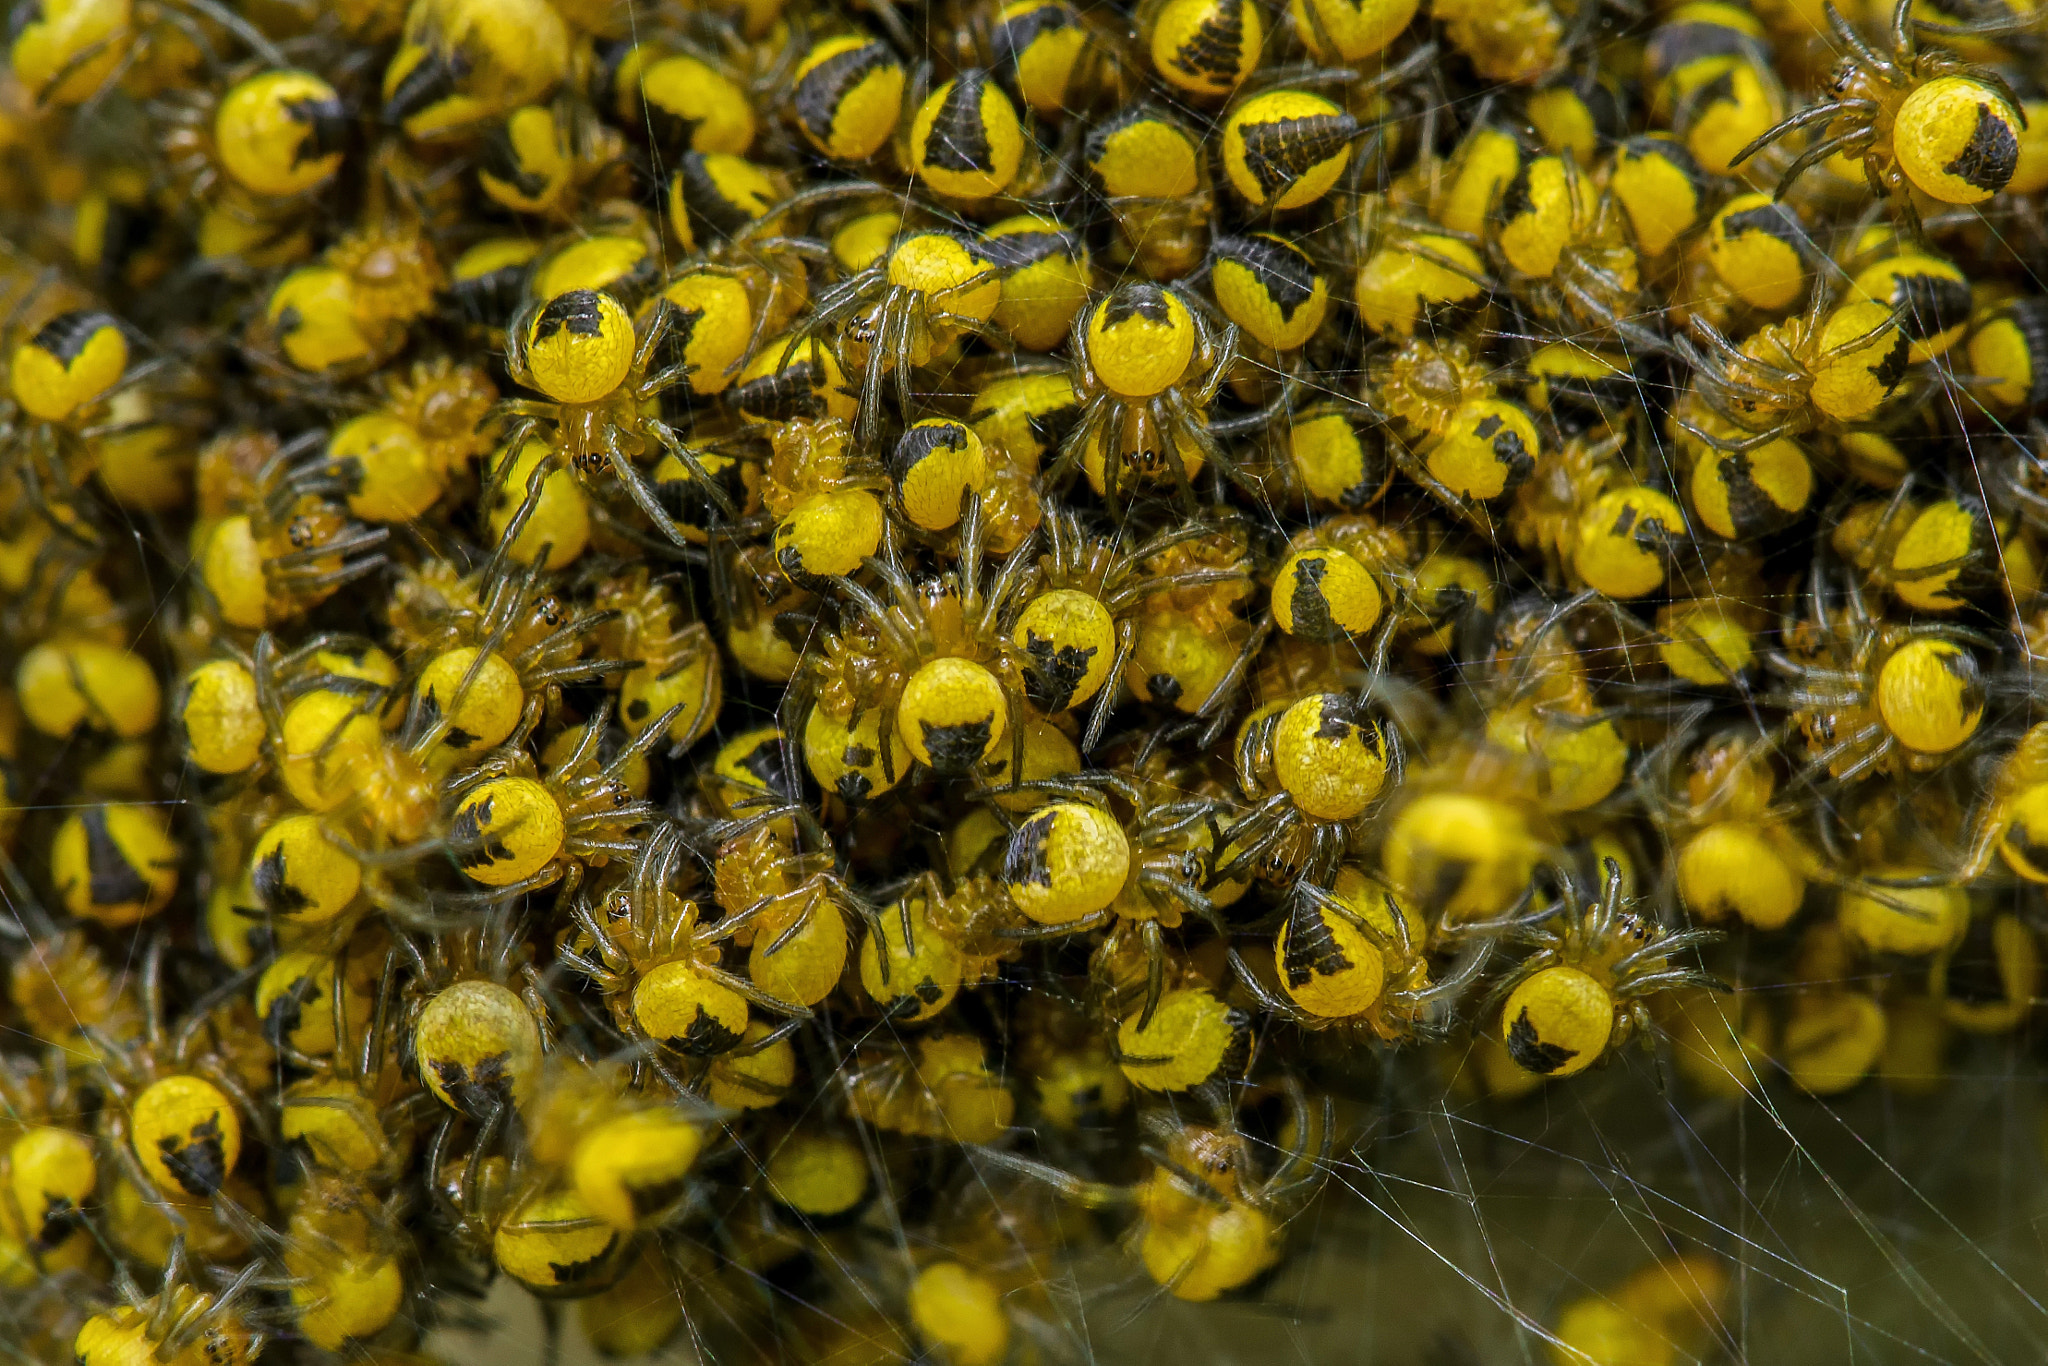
[[1887, 0, 1914, 59], [1082, 619, 1138, 754], [634, 298, 676, 374], [1815, 300, 1906, 363], [852, 295, 898, 450], [1774, 127, 1879, 200], [1826, 2, 1896, 77], [1131, 920, 1169, 1030], [646, 414, 740, 512], [701, 963, 813, 1017], [891, 292, 921, 428], [1676, 417, 1795, 455], [1227, 947, 1314, 1022]]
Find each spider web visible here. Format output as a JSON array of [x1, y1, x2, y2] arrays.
[[3, 0, 2046, 1360]]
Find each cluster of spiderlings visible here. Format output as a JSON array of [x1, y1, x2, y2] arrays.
[[0, 0, 2046, 1357]]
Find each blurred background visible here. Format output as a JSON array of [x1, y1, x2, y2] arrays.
[[433, 1031, 2048, 1365]]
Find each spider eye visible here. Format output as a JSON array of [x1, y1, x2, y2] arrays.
[[1219, 89, 1356, 212], [1893, 75, 2022, 205]]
